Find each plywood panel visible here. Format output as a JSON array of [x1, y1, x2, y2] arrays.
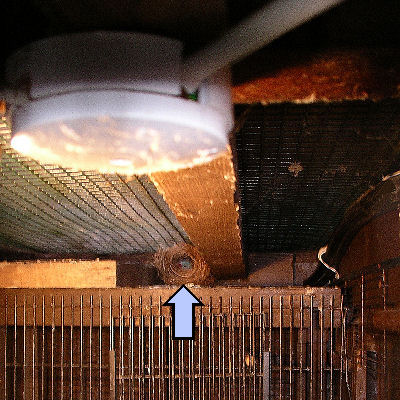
[[0, 259, 116, 288], [150, 150, 244, 279]]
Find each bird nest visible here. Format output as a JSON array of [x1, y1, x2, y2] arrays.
[[153, 243, 214, 285]]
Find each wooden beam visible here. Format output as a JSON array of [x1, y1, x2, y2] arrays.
[[0, 259, 116, 288], [372, 308, 400, 332], [150, 150, 245, 279], [233, 49, 400, 104]]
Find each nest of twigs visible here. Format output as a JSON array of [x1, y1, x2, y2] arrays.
[[153, 243, 214, 285]]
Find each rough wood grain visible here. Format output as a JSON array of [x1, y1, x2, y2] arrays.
[[150, 150, 244, 279], [233, 49, 400, 104], [0, 259, 116, 288]]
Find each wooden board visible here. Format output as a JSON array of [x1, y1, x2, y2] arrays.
[[150, 150, 245, 279], [0, 259, 116, 288], [233, 49, 400, 104]]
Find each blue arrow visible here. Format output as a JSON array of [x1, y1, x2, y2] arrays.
[[163, 285, 203, 340]]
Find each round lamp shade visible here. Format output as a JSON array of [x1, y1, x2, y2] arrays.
[[6, 32, 233, 174]]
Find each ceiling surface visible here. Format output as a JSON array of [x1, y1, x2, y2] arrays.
[[1, 0, 400, 275]]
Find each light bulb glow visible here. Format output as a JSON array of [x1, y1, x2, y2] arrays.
[[11, 134, 34, 154], [10, 116, 228, 175]]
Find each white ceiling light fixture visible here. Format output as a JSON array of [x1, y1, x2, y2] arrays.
[[6, 32, 232, 174], [5, 0, 344, 175]]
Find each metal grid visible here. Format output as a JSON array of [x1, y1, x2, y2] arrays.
[[235, 100, 400, 252], [0, 119, 189, 256], [344, 259, 400, 400], [0, 287, 346, 399]]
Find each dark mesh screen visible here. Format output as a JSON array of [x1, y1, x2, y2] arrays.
[[235, 100, 400, 252]]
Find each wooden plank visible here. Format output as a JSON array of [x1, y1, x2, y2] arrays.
[[150, 150, 245, 279], [233, 49, 400, 104], [0, 259, 116, 288]]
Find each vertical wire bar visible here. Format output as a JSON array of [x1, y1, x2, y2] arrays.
[[339, 296, 343, 400], [168, 310, 171, 400], [109, 296, 113, 352], [89, 296, 93, 400], [229, 297, 234, 400], [268, 297, 272, 400], [279, 296, 283, 400], [243, 296, 247, 400], [221, 297, 226, 400], [191, 313, 195, 400], [218, 297, 222, 400], [208, 298, 212, 399], [200, 298, 205, 400], [119, 296, 124, 400], [240, 297, 245, 400], [157, 297, 161, 400], [300, 295, 304, 400], [179, 338, 183, 400], [159, 297, 164, 400], [330, 295, 334, 400], [41, 296, 46, 399], [61, 296, 65, 400], [259, 297, 264, 399], [188, 316, 193, 400], [23, 296, 26, 400], [382, 267, 387, 400], [310, 296, 314, 400], [320, 295, 324, 400], [211, 297, 215, 399], [110, 296, 115, 400], [178, 334, 181, 399], [170, 307, 174, 400], [4, 295, 8, 399], [99, 296, 103, 400], [361, 275, 365, 368], [51, 296, 55, 400], [289, 295, 293, 400], [70, 297, 74, 400], [80, 296, 83, 400], [250, 296, 256, 400], [4, 295, 7, 400], [150, 297, 155, 400], [43, 296, 47, 400], [138, 296, 142, 399], [139, 297, 144, 400], [33, 296, 36, 400], [128, 297, 132, 400], [263, 352, 270, 400], [14, 296, 17, 400]]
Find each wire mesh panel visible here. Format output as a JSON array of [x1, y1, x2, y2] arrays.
[[0, 118, 188, 256], [235, 100, 400, 253], [0, 287, 344, 399], [343, 264, 400, 400]]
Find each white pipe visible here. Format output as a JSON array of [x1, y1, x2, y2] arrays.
[[183, 0, 345, 92]]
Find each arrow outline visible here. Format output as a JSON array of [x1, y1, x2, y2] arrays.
[[163, 285, 204, 340]]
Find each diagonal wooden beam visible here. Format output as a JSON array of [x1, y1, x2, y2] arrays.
[[150, 149, 245, 279]]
